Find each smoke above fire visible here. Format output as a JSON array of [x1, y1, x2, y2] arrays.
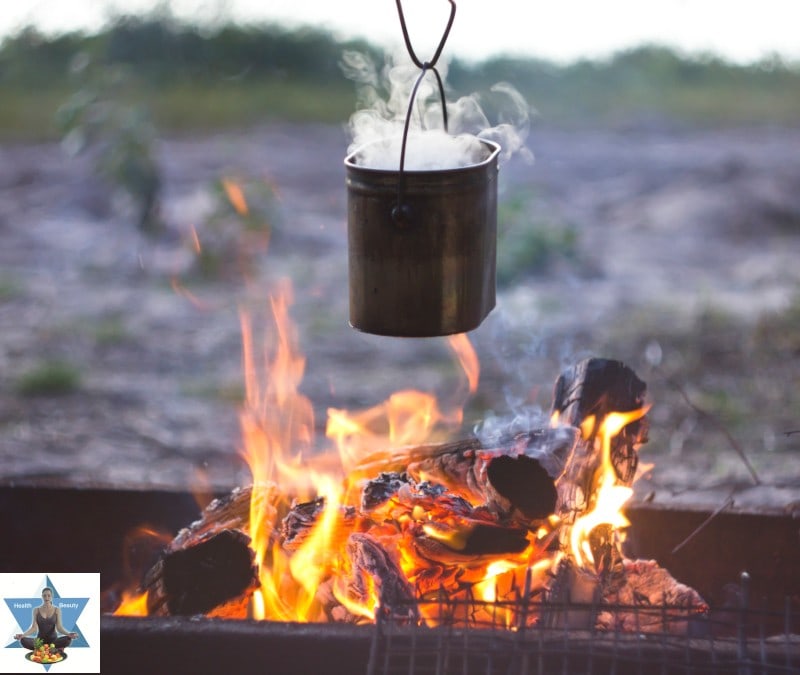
[[341, 49, 533, 170]]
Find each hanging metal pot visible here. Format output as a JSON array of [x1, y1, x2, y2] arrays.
[[345, 0, 499, 337], [346, 139, 499, 337]]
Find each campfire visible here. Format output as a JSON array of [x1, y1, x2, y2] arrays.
[[98, 11, 795, 670], [111, 286, 708, 639]]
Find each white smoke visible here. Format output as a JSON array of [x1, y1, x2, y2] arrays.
[[341, 49, 533, 171]]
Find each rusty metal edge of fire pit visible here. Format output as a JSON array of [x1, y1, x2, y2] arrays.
[[101, 615, 375, 675]]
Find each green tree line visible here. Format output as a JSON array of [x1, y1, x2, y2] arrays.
[[1, 15, 798, 138], [0, 17, 379, 84]]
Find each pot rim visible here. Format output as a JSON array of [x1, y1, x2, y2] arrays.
[[344, 138, 501, 175]]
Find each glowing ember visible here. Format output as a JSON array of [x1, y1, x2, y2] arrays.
[[476, 560, 519, 603]]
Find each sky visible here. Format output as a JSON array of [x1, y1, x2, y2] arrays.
[[1, 0, 799, 65]]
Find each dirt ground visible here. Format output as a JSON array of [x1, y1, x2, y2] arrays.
[[1, 122, 799, 514]]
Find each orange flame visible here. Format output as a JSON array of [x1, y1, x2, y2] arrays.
[[113, 590, 149, 616], [238, 281, 329, 621], [237, 281, 386, 621], [327, 335, 477, 476], [222, 178, 249, 216], [333, 572, 377, 622], [170, 278, 213, 311], [327, 390, 451, 475], [287, 475, 345, 620], [569, 406, 649, 570], [236, 292, 495, 622], [189, 224, 202, 254], [109, 524, 174, 617], [447, 333, 479, 394], [476, 560, 519, 603]]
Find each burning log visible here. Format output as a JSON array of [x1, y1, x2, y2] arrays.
[[552, 357, 648, 487], [353, 358, 646, 529], [144, 529, 259, 617], [359, 472, 536, 598], [339, 533, 418, 622], [540, 359, 708, 632], [355, 429, 575, 524], [283, 473, 531, 570], [361, 473, 529, 557], [280, 497, 358, 553], [314, 533, 419, 624], [405, 430, 573, 523], [141, 486, 268, 617], [170, 485, 263, 546], [550, 358, 649, 557]]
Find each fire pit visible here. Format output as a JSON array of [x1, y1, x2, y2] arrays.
[[2, 484, 798, 674]]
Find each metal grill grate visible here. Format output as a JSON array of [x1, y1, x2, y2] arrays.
[[366, 584, 799, 675]]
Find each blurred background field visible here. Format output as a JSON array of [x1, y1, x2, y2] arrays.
[[0, 9, 798, 511]]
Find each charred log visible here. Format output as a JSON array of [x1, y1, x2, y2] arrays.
[[140, 484, 274, 617], [144, 529, 259, 617], [168, 484, 276, 550], [543, 554, 708, 635], [486, 454, 558, 521], [552, 357, 648, 485], [280, 497, 358, 553], [280, 496, 326, 550], [401, 429, 576, 523], [361, 473, 473, 516], [542, 558, 602, 630], [551, 358, 650, 536], [361, 471, 413, 512]]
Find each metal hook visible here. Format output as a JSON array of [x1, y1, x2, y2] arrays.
[[394, 0, 456, 70]]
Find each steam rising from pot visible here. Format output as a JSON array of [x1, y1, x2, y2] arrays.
[[341, 49, 533, 171]]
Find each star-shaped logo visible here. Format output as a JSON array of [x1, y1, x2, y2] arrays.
[[4, 575, 90, 670]]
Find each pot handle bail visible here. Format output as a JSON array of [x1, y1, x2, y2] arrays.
[[393, 0, 456, 227]]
